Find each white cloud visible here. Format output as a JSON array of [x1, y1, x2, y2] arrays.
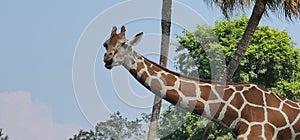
[[0, 91, 80, 140]]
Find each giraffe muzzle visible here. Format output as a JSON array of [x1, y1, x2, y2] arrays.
[[104, 59, 113, 69], [105, 63, 113, 69]]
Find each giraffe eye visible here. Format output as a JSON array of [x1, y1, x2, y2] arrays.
[[103, 43, 108, 49], [121, 42, 126, 46]]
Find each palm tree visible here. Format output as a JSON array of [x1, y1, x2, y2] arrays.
[[202, 0, 300, 139], [148, 0, 172, 140]]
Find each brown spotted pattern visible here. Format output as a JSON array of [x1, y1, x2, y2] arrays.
[[125, 52, 300, 140]]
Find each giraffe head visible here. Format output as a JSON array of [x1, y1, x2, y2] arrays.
[[103, 26, 143, 69]]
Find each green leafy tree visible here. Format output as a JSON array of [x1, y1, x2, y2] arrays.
[[271, 71, 300, 101], [69, 129, 105, 140], [69, 112, 147, 140], [157, 105, 231, 140], [0, 129, 8, 140], [205, 0, 300, 81], [176, 16, 300, 88], [96, 112, 146, 140], [157, 105, 232, 140], [213, 17, 300, 88], [159, 16, 300, 139]]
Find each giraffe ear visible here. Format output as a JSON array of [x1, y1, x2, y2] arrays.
[[126, 32, 143, 47]]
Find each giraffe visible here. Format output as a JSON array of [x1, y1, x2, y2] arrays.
[[102, 26, 300, 140]]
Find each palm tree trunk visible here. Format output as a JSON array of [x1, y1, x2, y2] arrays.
[[226, 0, 268, 80], [202, 0, 268, 139], [147, 0, 172, 140]]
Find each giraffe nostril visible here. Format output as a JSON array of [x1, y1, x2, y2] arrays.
[[109, 52, 113, 56]]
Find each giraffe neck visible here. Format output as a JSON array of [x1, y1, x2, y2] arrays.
[[122, 50, 237, 128]]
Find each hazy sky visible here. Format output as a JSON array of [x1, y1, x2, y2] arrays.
[[1, 0, 299, 139]]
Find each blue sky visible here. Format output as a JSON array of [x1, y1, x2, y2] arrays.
[[0, 0, 299, 139]]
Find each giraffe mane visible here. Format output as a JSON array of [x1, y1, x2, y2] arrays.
[[141, 55, 251, 86]]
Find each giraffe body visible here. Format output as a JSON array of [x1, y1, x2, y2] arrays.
[[103, 26, 300, 139]]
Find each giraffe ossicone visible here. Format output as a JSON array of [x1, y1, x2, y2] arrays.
[[102, 26, 300, 140]]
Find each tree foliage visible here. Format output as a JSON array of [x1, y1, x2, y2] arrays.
[[205, 0, 300, 21], [157, 105, 232, 140], [164, 16, 300, 139], [69, 129, 104, 140], [271, 71, 300, 101], [69, 112, 147, 140], [0, 129, 8, 140], [96, 112, 146, 140], [176, 16, 300, 88]]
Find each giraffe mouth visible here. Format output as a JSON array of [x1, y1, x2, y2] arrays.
[[105, 63, 113, 69], [104, 59, 113, 69]]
